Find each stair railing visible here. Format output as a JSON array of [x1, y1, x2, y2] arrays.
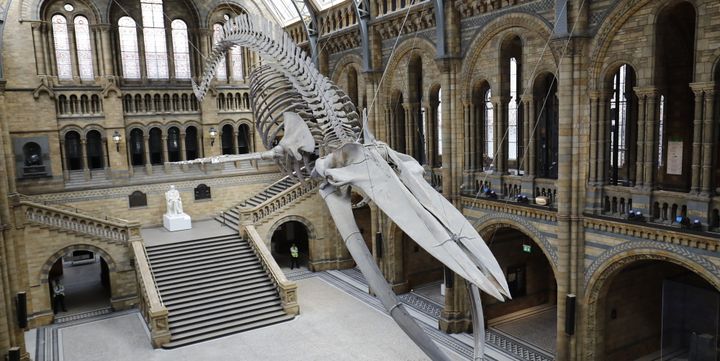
[[12, 193, 138, 244], [130, 240, 171, 348], [243, 225, 299, 315], [238, 178, 320, 225]]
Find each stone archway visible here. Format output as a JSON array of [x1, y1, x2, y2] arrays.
[[41, 244, 117, 318], [269, 220, 312, 267], [476, 222, 559, 355], [583, 245, 720, 361]]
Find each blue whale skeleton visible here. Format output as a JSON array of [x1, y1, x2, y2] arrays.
[[175, 13, 510, 361]]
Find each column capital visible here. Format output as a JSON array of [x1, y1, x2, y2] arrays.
[[633, 86, 659, 97], [520, 94, 535, 103], [90, 24, 112, 32], [491, 95, 510, 104]]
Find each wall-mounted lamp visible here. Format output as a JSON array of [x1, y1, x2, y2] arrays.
[[209, 127, 218, 147], [112, 131, 122, 152]]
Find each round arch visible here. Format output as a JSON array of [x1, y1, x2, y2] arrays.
[[473, 213, 559, 275], [583, 243, 720, 360], [459, 12, 554, 97], [266, 215, 318, 245], [330, 53, 363, 85], [382, 37, 439, 97], [39, 243, 117, 284]]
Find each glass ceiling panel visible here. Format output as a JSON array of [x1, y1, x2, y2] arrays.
[[263, 0, 348, 26]]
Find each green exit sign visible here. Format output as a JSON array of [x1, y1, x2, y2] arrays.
[[522, 244, 532, 253]]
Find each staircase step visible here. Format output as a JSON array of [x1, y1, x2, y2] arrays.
[[156, 265, 265, 288], [161, 277, 273, 303], [151, 249, 257, 272], [169, 298, 283, 327], [149, 247, 253, 266], [168, 291, 279, 318], [162, 313, 295, 349], [170, 308, 289, 336], [146, 235, 241, 253], [164, 284, 277, 310], [148, 240, 247, 260], [158, 272, 269, 297], [154, 259, 261, 282]]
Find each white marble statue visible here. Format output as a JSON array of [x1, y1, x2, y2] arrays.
[[165, 185, 183, 215], [163, 185, 191, 231]]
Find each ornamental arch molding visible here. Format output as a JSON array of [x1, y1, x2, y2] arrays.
[[459, 12, 553, 98], [582, 241, 720, 360], [265, 215, 318, 246], [38, 243, 118, 284], [382, 37, 439, 96], [330, 53, 363, 85], [471, 213, 558, 274]]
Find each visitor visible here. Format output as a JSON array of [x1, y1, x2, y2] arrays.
[[290, 243, 299, 269], [52, 277, 67, 314]]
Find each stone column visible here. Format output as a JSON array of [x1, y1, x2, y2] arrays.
[[161, 136, 169, 172], [643, 89, 659, 190], [463, 102, 471, 171], [492, 96, 507, 173], [144, 136, 152, 174], [597, 94, 609, 184], [40, 22, 53, 76], [521, 95, 531, 175], [31, 22, 47, 75], [701, 87, 715, 196], [690, 86, 704, 194], [527, 97, 537, 177], [60, 140, 69, 181], [403, 103, 414, 158], [179, 133, 187, 161], [588, 92, 599, 183], [80, 139, 89, 180], [98, 25, 114, 77], [90, 27, 101, 78], [67, 23, 80, 81], [126, 138, 134, 177], [633, 89, 647, 187]]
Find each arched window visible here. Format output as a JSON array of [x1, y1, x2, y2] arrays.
[[171, 19, 191, 79], [508, 57, 519, 162], [118, 17, 141, 79], [213, 24, 227, 80], [436, 88, 442, 159], [149, 128, 163, 164], [221, 124, 234, 155], [609, 64, 637, 186], [185, 126, 198, 160], [141, 0, 168, 79], [64, 131, 83, 170], [52, 15, 72, 80], [238, 124, 251, 154], [86, 130, 104, 169], [347, 67, 359, 106], [535, 74, 559, 179], [167, 127, 181, 161], [485, 88, 494, 170], [74, 16, 94, 80], [129, 129, 145, 166]]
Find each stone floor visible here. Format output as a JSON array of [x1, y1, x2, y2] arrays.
[[140, 219, 237, 247], [492, 306, 557, 354], [53, 259, 112, 322], [27, 277, 466, 361]]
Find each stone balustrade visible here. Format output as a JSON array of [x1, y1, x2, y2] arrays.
[[16, 195, 138, 244], [318, 2, 357, 36], [242, 225, 299, 315], [454, 0, 531, 18], [461, 195, 558, 223], [239, 179, 320, 225], [130, 240, 170, 348], [583, 215, 720, 253]]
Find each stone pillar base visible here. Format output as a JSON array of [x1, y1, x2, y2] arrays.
[[438, 311, 471, 333]]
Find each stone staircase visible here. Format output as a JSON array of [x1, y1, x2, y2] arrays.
[[144, 233, 294, 348], [215, 172, 308, 228]]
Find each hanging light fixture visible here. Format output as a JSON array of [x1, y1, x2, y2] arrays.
[[112, 131, 122, 152], [209, 127, 218, 146]]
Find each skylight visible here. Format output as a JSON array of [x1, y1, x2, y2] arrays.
[[263, 0, 346, 26]]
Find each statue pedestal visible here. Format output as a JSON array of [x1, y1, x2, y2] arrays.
[[163, 213, 192, 232]]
